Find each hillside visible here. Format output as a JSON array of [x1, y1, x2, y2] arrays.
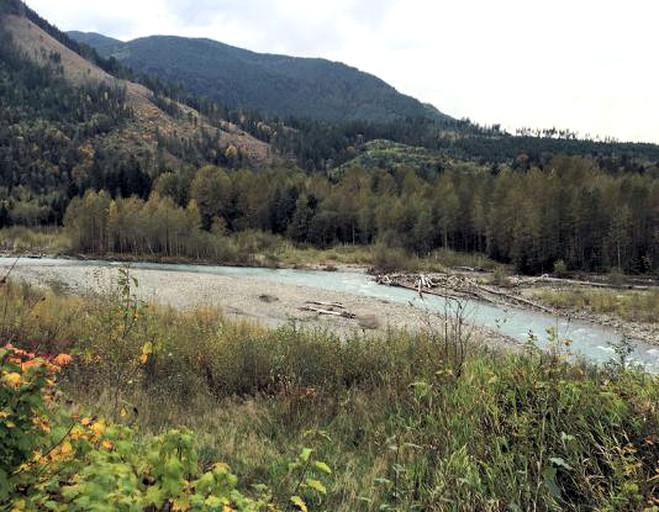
[[67, 30, 123, 55], [68, 31, 659, 173], [3, 14, 271, 162], [0, 5, 273, 225], [69, 31, 452, 125]]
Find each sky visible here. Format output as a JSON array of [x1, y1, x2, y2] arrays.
[[23, 0, 659, 144]]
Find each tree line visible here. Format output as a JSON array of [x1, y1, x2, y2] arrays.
[[64, 155, 658, 274]]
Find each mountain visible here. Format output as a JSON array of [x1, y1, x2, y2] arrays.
[[67, 30, 123, 56], [0, 2, 273, 226], [69, 32, 452, 125]]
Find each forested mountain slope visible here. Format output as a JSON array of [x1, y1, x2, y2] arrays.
[[68, 29, 659, 173], [69, 31, 451, 125], [0, 2, 272, 226]]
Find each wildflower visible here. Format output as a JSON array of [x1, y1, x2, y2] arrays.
[[32, 450, 45, 465], [10, 346, 34, 359], [49, 441, 74, 462], [10, 498, 26, 512], [70, 425, 86, 441], [90, 419, 106, 440], [32, 415, 51, 434], [20, 359, 40, 373], [59, 440, 74, 458], [2, 372, 23, 388], [52, 353, 73, 367]]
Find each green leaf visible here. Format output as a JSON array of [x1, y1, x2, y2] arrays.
[[204, 496, 224, 508], [194, 472, 215, 494], [313, 461, 332, 475], [290, 495, 308, 511], [0, 468, 9, 501], [560, 432, 576, 443], [542, 467, 561, 499], [549, 457, 573, 470], [305, 478, 327, 494], [144, 485, 165, 508], [299, 447, 313, 463]]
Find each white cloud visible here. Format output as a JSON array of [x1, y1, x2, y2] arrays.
[[21, 0, 659, 143]]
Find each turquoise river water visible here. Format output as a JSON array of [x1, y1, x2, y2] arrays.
[[3, 257, 658, 372]]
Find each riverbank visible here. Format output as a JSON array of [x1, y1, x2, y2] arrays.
[[376, 270, 659, 347], [3, 260, 518, 350], [4, 257, 659, 352]]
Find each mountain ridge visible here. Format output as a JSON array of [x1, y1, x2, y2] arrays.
[[69, 30, 452, 125]]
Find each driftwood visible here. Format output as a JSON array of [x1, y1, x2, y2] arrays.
[[509, 274, 653, 291], [300, 301, 356, 319], [375, 272, 556, 314], [305, 300, 346, 309], [476, 284, 556, 314], [375, 274, 392, 285]]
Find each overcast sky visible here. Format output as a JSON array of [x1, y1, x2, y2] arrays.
[[23, 0, 659, 144]]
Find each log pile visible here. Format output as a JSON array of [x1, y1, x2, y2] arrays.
[[375, 272, 555, 314]]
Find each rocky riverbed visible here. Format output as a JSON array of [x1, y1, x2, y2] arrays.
[[3, 260, 517, 349], [3, 258, 657, 350]]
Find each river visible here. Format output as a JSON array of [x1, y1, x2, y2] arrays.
[[2, 257, 658, 372]]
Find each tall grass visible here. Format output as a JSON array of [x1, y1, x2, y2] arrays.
[[0, 226, 70, 254], [538, 287, 659, 323], [0, 226, 505, 275], [2, 272, 658, 510]]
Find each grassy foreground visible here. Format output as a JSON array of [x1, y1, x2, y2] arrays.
[[2, 271, 658, 511]]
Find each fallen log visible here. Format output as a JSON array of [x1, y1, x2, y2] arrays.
[[299, 305, 356, 318], [305, 300, 346, 309], [474, 284, 556, 314]]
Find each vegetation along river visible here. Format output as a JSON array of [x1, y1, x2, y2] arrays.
[[2, 257, 658, 373]]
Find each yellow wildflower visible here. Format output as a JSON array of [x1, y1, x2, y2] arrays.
[[2, 372, 23, 388], [32, 415, 51, 434], [32, 450, 45, 464], [90, 419, 106, 441], [11, 498, 26, 512], [51, 440, 74, 461], [70, 425, 86, 441]]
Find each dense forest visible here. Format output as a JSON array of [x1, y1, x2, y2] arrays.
[[64, 155, 659, 274]]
